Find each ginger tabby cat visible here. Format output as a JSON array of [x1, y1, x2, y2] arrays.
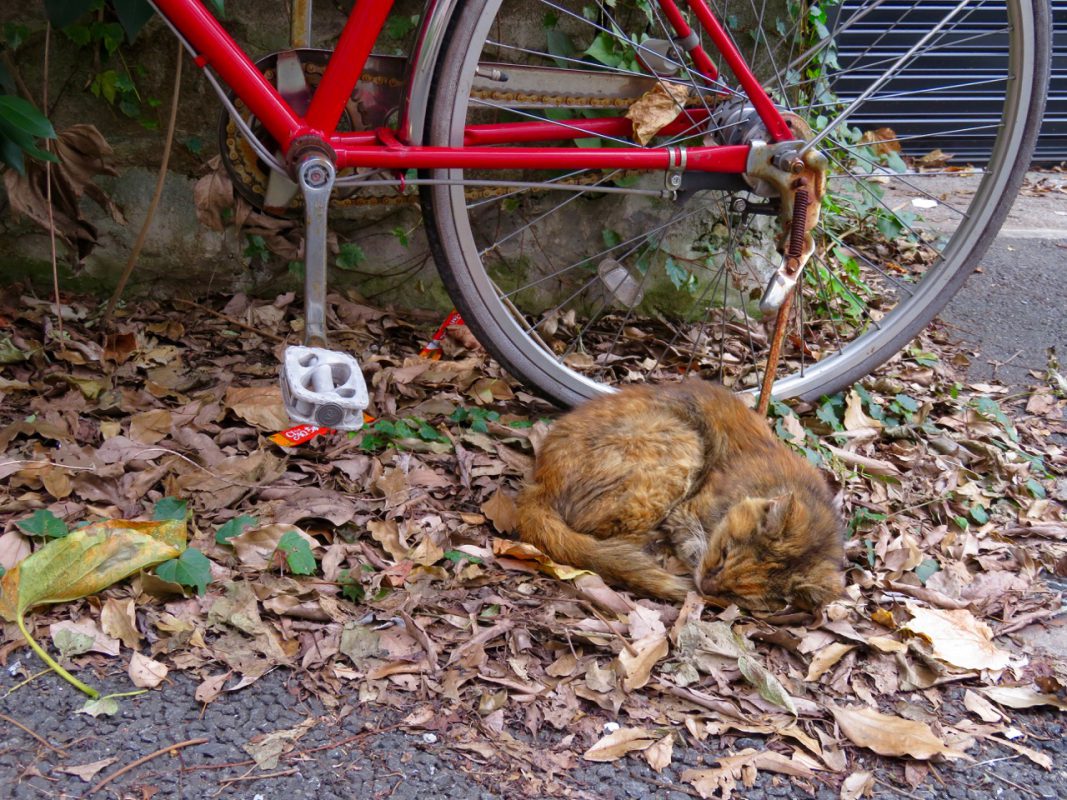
[[516, 380, 845, 609]]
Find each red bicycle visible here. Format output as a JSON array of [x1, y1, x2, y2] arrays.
[[150, 0, 1049, 421]]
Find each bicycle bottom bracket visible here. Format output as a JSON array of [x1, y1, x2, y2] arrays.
[[280, 345, 369, 431]]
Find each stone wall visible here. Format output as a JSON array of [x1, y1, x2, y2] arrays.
[[0, 2, 781, 307]]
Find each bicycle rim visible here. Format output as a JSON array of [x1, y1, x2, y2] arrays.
[[423, 0, 1048, 407]]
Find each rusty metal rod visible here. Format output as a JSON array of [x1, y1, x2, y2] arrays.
[[756, 290, 793, 416]]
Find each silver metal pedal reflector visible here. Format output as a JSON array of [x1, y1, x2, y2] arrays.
[[280, 346, 369, 431]]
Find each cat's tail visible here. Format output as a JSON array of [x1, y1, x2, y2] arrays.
[[516, 487, 693, 602]]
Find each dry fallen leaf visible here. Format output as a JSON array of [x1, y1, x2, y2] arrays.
[[963, 689, 1004, 723], [805, 642, 856, 682], [978, 686, 1067, 712], [626, 81, 690, 145], [582, 727, 658, 762], [644, 734, 674, 772], [50, 620, 120, 658], [229, 524, 319, 570], [244, 717, 317, 770], [100, 597, 142, 649], [195, 670, 233, 705], [829, 704, 967, 761], [987, 735, 1053, 770], [481, 488, 519, 534], [224, 385, 290, 431], [0, 530, 31, 570], [839, 769, 874, 800], [903, 604, 1011, 671], [56, 757, 118, 782], [128, 652, 169, 688], [618, 632, 669, 691]]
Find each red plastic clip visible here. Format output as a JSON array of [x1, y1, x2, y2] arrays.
[[419, 309, 465, 359]]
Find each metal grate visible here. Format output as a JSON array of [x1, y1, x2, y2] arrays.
[[831, 1, 1065, 163]]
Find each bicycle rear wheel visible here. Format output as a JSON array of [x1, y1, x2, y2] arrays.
[[422, 0, 1049, 407]]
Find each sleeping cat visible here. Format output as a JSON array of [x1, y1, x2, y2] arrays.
[[516, 380, 845, 609]]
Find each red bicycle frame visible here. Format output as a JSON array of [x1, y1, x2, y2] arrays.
[[151, 0, 794, 175]]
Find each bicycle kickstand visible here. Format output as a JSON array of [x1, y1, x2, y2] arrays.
[[279, 152, 370, 431]]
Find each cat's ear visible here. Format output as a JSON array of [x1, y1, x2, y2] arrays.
[[761, 493, 795, 533]]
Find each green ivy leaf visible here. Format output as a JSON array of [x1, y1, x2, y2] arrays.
[[215, 515, 257, 546], [914, 558, 941, 585], [339, 570, 365, 602], [43, 0, 96, 29], [336, 243, 366, 270], [970, 505, 989, 525], [155, 547, 212, 594], [893, 393, 919, 413], [152, 497, 188, 521], [277, 531, 316, 575], [444, 549, 484, 565], [1026, 478, 1046, 499], [16, 509, 69, 539]]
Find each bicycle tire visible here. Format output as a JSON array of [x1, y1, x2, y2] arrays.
[[421, 0, 1050, 408]]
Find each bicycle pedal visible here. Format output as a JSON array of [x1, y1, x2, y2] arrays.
[[280, 346, 369, 431]]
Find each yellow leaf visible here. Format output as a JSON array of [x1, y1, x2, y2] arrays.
[[582, 727, 658, 762], [871, 608, 895, 628], [903, 604, 1010, 671], [0, 519, 185, 621], [829, 704, 968, 760], [0, 519, 185, 698]]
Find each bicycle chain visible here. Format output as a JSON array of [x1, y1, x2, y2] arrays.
[[223, 62, 694, 211]]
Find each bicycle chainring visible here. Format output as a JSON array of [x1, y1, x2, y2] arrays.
[[217, 49, 405, 217]]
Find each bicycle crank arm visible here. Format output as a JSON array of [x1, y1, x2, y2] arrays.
[[278, 145, 370, 431], [745, 140, 827, 314]]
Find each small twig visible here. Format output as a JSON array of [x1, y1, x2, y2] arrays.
[[217, 768, 298, 787], [983, 770, 1041, 798], [87, 738, 209, 795], [173, 298, 287, 343], [42, 22, 62, 339], [0, 460, 97, 474], [0, 712, 67, 755], [873, 776, 926, 800], [3, 668, 51, 696], [180, 759, 255, 773], [0, 52, 38, 108], [580, 601, 638, 656], [105, 41, 183, 323]]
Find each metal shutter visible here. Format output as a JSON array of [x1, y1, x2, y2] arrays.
[[832, 2, 1065, 163]]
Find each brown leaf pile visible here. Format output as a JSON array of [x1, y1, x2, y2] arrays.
[[0, 287, 1064, 797]]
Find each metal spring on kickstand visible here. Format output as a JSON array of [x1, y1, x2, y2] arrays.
[[788, 189, 810, 260]]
